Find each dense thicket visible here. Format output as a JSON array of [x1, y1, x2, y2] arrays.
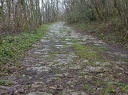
[[0, 0, 60, 34], [63, 0, 128, 26], [63, 0, 128, 46]]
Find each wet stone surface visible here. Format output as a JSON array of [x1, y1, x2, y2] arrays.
[[1, 22, 128, 95]]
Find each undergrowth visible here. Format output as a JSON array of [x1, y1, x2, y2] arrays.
[[0, 24, 50, 65], [71, 19, 128, 50]]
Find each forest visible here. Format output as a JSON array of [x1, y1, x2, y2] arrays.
[[1, 0, 128, 48], [63, 0, 128, 48], [0, 0, 59, 34], [0, 0, 60, 63]]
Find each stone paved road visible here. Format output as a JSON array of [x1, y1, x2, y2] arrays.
[[1, 22, 128, 95]]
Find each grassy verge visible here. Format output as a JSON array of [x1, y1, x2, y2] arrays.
[[71, 20, 128, 50], [0, 23, 50, 74], [72, 43, 109, 62]]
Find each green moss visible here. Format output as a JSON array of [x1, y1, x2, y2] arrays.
[[84, 84, 95, 93], [124, 59, 128, 62], [101, 82, 128, 94], [69, 38, 78, 43], [73, 44, 100, 61], [0, 80, 13, 86]]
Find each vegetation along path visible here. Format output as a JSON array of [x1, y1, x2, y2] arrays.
[[1, 22, 128, 95]]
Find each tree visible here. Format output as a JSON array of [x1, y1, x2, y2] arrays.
[[0, 0, 60, 34]]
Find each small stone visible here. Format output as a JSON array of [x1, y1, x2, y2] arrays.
[[97, 73, 104, 77], [121, 54, 127, 57], [94, 44, 101, 46], [31, 82, 44, 88], [81, 92, 87, 95], [34, 52, 42, 55], [54, 74, 63, 77], [40, 39, 50, 42], [70, 91, 87, 95], [82, 60, 89, 63], [66, 42, 73, 45], [22, 74, 26, 77], [63, 73, 69, 77], [82, 38, 87, 41], [9, 66, 18, 72], [95, 62, 101, 65], [84, 75, 93, 80], [69, 65, 81, 70], [67, 81, 72, 85], [113, 52, 121, 55], [32, 44, 38, 47], [46, 77, 58, 83], [95, 62, 110, 66], [86, 66, 102, 72], [15, 88, 24, 94], [65, 38, 70, 41], [26, 92, 52, 95], [55, 45, 64, 48], [71, 92, 78, 95], [28, 66, 51, 73]]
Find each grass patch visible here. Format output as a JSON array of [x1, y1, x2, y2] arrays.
[[73, 44, 100, 61], [0, 80, 13, 86], [84, 81, 128, 94], [84, 84, 95, 93], [0, 23, 50, 64], [102, 82, 128, 95], [69, 38, 78, 43]]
